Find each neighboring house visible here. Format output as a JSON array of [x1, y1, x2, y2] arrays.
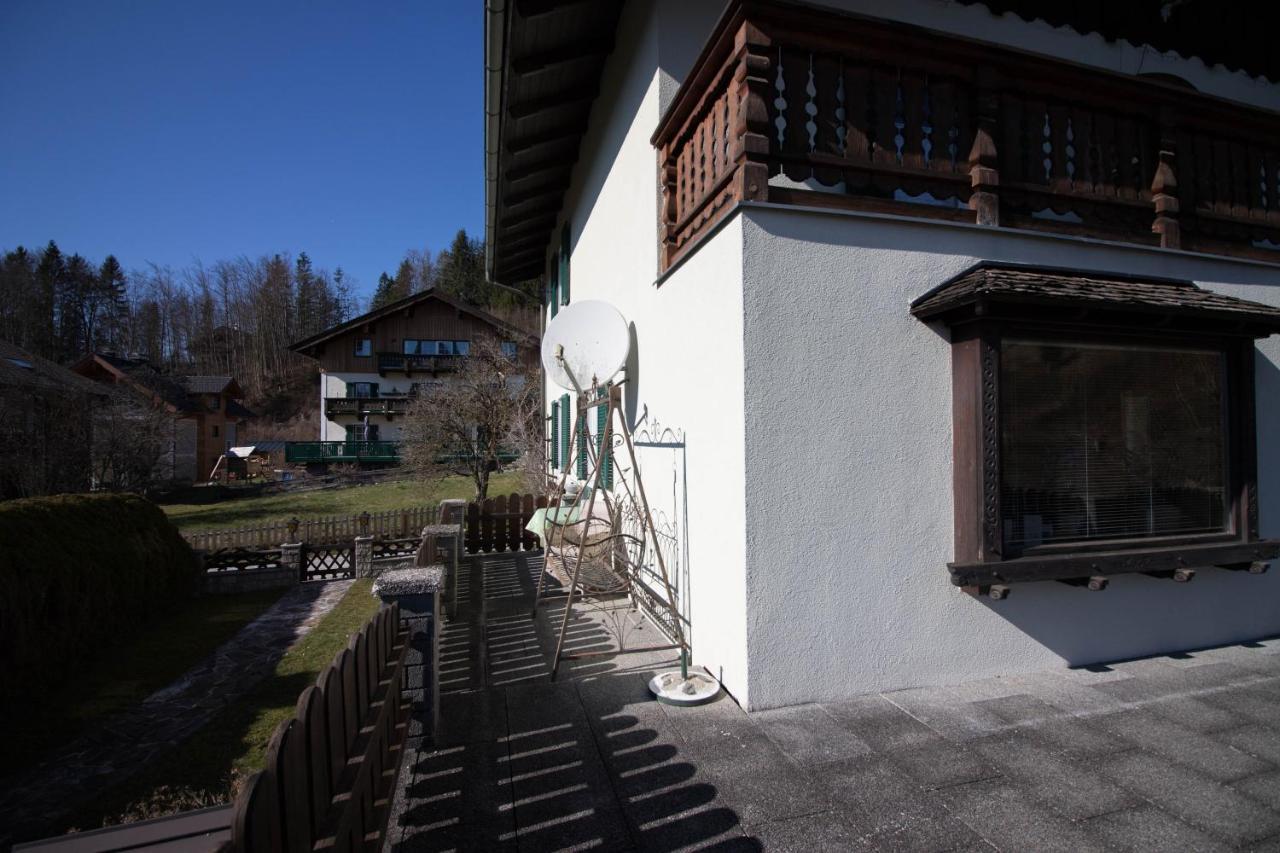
[[288, 288, 538, 465], [71, 353, 254, 484], [485, 0, 1280, 710], [0, 339, 105, 498]]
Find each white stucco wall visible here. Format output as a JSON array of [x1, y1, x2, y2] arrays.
[[320, 371, 421, 442], [738, 204, 1280, 710], [539, 1, 753, 702]]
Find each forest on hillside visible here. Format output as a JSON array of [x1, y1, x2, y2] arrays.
[[0, 229, 539, 430]]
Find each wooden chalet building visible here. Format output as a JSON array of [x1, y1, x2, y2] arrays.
[[72, 353, 254, 484], [287, 288, 538, 466], [486, 0, 1280, 709]]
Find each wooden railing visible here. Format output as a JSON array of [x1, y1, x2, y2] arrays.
[[285, 440, 401, 464], [185, 505, 439, 551], [376, 352, 463, 375], [652, 0, 1280, 270], [324, 396, 414, 417], [229, 603, 408, 851]]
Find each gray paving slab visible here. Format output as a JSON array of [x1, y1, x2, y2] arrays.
[[971, 692, 1061, 727], [1204, 687, 1280, 728], [753, 703, 872, 766], [881, 686, 1006, 741], [968, 731, 1138, 820], [883, 739, 1000, 790], [818, 694, 944, 753], [1097, 749, 1280, 847], [1099, 708, 1273, 782], [935, 777, 1110, 853], [745, 810, 870, 852], [1084, 804, 1234, 853], [815, 754, 986, 852], [1148, 694, 1251, 733], [1218, 725, 1280, 766], [1234, 771, 1280, 809]]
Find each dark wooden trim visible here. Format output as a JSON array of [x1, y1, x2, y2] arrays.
[[946, 314, 1270, 590], [950, 540, 1280, 587], [510, 39, 613, 76]]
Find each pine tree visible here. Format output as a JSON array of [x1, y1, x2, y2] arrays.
[[98, 255, 128, 351], [33, 241, 64, 359]]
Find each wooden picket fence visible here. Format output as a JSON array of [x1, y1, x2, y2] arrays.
[[229, 602, 408, 852], [464, 493, 548, 554], [184, 505, 438, 551]]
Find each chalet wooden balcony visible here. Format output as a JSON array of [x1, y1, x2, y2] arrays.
[[285, 441, 401, 464], [377, 352, 463, 376], [325, 396, 414, 417], [652, 0, 1280, 271]]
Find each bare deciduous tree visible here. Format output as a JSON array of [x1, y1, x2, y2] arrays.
[[399, 337, 539, 500], [90, 386, 173, 492]]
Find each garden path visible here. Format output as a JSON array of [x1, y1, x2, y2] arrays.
[[0, 579, 352, 843]]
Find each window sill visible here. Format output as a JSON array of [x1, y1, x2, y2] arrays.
[[948, 539, 1280, 587]]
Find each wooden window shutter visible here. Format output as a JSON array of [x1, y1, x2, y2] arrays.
[[560, 393, 571, 468], [550, 399, 560, 469], [550, 253, 560, 319], [596, 387, 612, 488], [559, 225, 570, 305], [577, 410, 588, 479]]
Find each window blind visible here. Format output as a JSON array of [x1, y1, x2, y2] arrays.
[[1000, 341, 1228, 549]]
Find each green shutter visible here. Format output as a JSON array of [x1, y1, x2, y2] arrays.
[[549, 253, 559, 319], [559, 226, 570, 305], [596, 387, 612, 489], [576, 412, 588, 479], [560, 393, 571, 468], [550, 400, 560, 469]]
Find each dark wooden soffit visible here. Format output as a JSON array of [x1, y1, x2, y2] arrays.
[[911, 263, 1280, 337], [486, 0, 624, 285], [952, 0, 1280, 83]]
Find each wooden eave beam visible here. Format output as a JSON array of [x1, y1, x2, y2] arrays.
[[505, 124, 587, 154], [499, 205, 559, 228], [515, 0, 597, 18], [507, 85, 600, 119], [504, 184, 563, 208], [510, 38, 613, 76], [506, 159, 574, 183]]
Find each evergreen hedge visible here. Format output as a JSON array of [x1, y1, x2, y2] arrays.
[[0, 493, 199, 702]]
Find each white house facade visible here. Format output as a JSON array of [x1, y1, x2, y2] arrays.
[[485, 0, 1280, 710]]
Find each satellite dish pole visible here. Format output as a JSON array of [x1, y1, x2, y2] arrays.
[[534, 301, 718, 705]]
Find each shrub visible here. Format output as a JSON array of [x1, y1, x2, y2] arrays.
[[0, 493, 199, 704]]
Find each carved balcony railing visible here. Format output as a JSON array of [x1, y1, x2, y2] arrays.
[[652, 0, 1280, 271], [377, 352, 463, 375], [325, 396, 414, 417]]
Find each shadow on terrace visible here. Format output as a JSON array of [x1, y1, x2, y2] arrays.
[[385, 550, 768, 851]]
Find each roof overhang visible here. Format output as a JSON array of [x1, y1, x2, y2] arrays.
[[912, 263, 1280, 338], [485, 0, 624, 284]]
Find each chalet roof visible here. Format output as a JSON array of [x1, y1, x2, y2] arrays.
[[183, 375, 240, 396], [911, 263, 1280, 335], [226, 399, 256, 419], [0, 339, 105, 398], [288, 288, 537, 355], [484, 0, 624, 284]]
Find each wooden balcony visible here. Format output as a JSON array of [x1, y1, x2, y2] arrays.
[[377, 352, 462, 376], [285, 441, 401, 464], [325, 396, 414, 417], [652, 0, 1280, 272]]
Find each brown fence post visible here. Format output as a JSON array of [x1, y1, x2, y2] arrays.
[[464, 502, 480, 554]]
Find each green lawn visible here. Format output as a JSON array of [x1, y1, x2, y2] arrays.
[[63, 580, 382, 832], [161, 471, 523, 533], [3, 588, 285, 781]]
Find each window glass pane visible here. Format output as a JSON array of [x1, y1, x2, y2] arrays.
[[354, 338, 371, 356], [1001, 341, 1228, 549], [455, 341, 470, 356], [438, 341, 452, 355], [403, 340, 418, 355], [501, 341, 516, 358]]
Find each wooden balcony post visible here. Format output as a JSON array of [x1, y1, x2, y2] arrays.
[[968, 68, 1001, 227], [1152, 106, 1181, 249], [733, 21, 772, 205]]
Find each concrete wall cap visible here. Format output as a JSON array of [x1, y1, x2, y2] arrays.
[[373, 565, 445, 596], [420, 524, 460, 537]]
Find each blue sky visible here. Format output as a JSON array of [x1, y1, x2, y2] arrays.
[[0, 1, 482, 301]]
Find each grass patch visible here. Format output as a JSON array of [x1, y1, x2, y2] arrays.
[[2, 587, 284, 779], [64, 580, 381, 832], [162, 471, 523, 533]]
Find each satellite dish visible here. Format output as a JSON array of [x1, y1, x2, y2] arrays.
[[541, 300, 630, 392]]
